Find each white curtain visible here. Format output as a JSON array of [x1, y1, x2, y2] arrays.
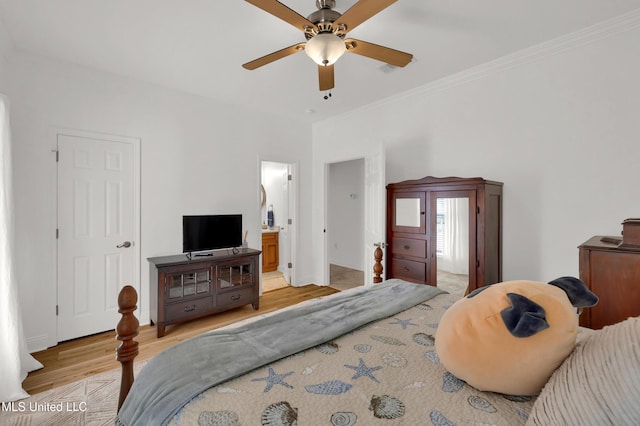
[[0, 94, 43, 402], [439, 198, 469, 275]]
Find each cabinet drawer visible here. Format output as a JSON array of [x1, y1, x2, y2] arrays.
[[166, 296, 213, 321], [391, 258, 427, 283], [217, 288, 255, 308], [391, 238, 426, 258]]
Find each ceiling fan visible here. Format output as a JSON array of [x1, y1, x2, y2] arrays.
[[243, 0, 413, 92]]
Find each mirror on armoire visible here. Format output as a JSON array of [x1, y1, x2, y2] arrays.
[[433, 197, 470, 298]]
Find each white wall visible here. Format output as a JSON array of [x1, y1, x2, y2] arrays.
[[0, 18, 13, 88], [4, 52, 313, 351], [328, 159, 364, 270], [312, 22, 640, 285]]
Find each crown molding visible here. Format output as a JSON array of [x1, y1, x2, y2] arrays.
[[329, 7, 640, 123]]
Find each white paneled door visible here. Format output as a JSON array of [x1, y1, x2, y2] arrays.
[[363, 144, 386, 286], [57, 133, 137, 342]]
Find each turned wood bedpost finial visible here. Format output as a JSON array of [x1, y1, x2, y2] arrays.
[[116, 285, 139, 412], [373, 244, 384, 284]]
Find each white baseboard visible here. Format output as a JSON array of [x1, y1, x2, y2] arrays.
[[26, 334, 49, 353]]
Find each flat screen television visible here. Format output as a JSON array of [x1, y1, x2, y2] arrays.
[[182, 214, 242, 253]]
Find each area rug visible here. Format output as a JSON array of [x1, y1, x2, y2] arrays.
[[2, 362, 146, 426]]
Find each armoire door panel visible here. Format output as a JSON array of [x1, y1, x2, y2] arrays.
[[391, 191, 426, 234]]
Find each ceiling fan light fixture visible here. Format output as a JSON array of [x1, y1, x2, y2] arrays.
[[304, 32, 346, 66]]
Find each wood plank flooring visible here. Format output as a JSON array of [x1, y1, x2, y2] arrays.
[[24, 284, 339, 395]]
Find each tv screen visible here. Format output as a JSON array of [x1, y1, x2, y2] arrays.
[[182, 214, 242, 253]]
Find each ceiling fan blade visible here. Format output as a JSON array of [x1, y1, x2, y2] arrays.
[[245, 0, 317, 33], [243, 43, 306, 70], [334, 0, 397, 33], [344, 38, 413, 67], [318, 64, 335, 91]]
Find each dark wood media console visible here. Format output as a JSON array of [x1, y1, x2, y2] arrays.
[[149, 248, 261, 337]]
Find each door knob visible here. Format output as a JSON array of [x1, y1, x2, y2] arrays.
[[116, 241, 132, 248]]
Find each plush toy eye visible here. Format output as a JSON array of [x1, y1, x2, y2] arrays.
[[500, 293, 550, 338]]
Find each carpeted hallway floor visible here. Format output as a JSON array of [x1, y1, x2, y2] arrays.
[[329, 264, 364, 291]]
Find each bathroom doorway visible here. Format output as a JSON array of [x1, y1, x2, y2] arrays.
[[261, 161, 296, 291]]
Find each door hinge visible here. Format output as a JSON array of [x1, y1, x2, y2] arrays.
[[288, 262, 293, 268], [56, 228, 59, 239], [52, 149, 59, 162], [288, 174, 292, 181], [56, 305, 59, 316], [288, 219, 292, 225]]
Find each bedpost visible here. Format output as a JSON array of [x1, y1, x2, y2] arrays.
[[373, 244, 384, 283], [116, 285, 139, 412]]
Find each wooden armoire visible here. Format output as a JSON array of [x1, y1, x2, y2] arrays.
[[386, 176, 503, 294]]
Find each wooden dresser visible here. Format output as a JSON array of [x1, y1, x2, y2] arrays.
[[149, 248, 260, 337], [386, 176, 502, 294], [579, 224, 640, 329]]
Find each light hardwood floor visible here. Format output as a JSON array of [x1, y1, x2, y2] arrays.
[[24, 284, 339, 395]]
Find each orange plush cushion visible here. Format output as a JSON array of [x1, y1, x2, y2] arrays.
[[435, 280, 579, 396]]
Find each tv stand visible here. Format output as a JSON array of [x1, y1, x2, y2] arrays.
[[149, 248, 261, 337]]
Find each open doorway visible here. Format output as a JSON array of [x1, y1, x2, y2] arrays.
[[327, 158, 365, 291], [261, 161, 295, 293]]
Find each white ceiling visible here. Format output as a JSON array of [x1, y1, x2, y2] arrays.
[[1, 0, 640, 123]]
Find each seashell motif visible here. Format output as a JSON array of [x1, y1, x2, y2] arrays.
[[412, 332, 435, 346], [382, 352, 407, 368], [424, 350, 440, 364], [501, 394, 533, 403], [468, 396, 497, 413], [198, 410, 240, 426], [370, 335, 405, 346], [301, 364, 319, 375], [315, 341, 340, 355], [442, 372, 465, 393], [354, 344, 371, 353], [369, 395, 406, 419], [330, 411, 357, 426], [429, 410, 457, 426], [415, 303, 433, 311], [260, 401, 298, 426], [304, 380, 352, 395]]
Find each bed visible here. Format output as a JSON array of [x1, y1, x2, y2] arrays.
[[114, 279, 640, 426]]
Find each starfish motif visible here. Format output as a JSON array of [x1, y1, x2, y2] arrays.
[[389, 317, 418, 329], [344, 358, 382, 383], [251, 367, 294, 392]]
